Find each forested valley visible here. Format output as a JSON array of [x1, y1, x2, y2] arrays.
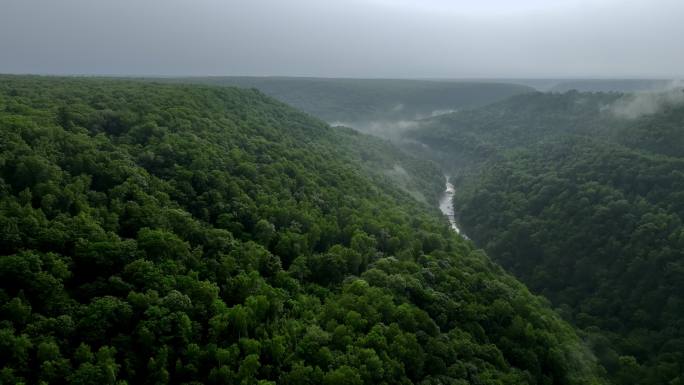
[[3, 0, 682, 383], [401, 89, 684, 385], [0, 76, 608, 385]]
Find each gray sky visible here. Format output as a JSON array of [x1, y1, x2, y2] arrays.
[[1, 0, 683, 78]]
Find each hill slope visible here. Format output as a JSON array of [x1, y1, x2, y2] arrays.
[[402, 91, 622, 173], [403, 90, 684, 385], [549, 79, 672, 93], [0, 76, 603, 385]]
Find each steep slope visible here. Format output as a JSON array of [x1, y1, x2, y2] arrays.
[[0, 76, 603, 385], [164, 77, 534, 125], [403, 90, 684, 385], [616, 98, 684, 158], [402, 91, 622, 173]]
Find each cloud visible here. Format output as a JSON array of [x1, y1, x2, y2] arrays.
[[331, 119, 422, 139], [610, 80, 684, 119], [1, 0, 683, 77]]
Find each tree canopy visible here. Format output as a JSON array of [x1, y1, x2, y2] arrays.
[[0, 76, 604, 384], [405, 90, 684, 385]]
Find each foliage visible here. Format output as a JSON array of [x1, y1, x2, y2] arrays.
[[0, 76, 603, 384], [408, 90, 684, 385]]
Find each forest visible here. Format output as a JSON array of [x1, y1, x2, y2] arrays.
[[0, 76, 606, 384], [161, 77, 533, 126], [3, 0, 682, 383], [403, 90, 684, 385]]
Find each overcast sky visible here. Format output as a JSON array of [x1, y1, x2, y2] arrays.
[[1, 0, 683, 78]]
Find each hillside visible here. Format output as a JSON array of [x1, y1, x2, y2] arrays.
[[0, 76, 604, 385], [549, 80, 672, 93], [403, 90, 684, 385], [402, 91, 622, 173], [163, 77, 533, 125]]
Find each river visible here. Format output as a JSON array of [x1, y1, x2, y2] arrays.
[[438, 176, 467, 237]]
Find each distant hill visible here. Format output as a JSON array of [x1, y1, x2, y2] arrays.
[[165, 76, 534, 124], [402, 91, 622, 172], [549, 79, 673, 93]]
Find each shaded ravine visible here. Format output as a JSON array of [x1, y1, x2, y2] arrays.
[[438, 176, 467, 237]]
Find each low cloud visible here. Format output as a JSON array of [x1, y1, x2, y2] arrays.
[[610, 80, 684, 119], [330, 119, 421, 140]]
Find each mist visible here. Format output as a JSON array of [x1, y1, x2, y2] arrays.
[[331, 107, 458, 142], [610, 80, 684, 119], [1, 0, 684, 78], [332, 120, 419, 140]]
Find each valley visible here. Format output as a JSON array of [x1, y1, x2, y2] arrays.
[[3, 1, 682, 384], [398, 89, 684, 385], [209, 77, 684, 385], [0, 76, 607, 385]]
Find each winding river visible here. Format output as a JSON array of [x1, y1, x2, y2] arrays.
[[438, 176, 467, 237]]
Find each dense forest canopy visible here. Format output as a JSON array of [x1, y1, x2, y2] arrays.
[[0, 76, 605, 384], [402, 91, 623, 172], [403, 89, 684, 385]]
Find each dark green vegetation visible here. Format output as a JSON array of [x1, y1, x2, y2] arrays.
[[165, 77, 533, 124], [0, 76, 604, 384], [403, 91, 622, 172], [404, 91, 684, 385]]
